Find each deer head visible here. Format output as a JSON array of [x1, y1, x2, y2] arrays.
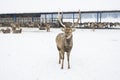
[[57, 10, 80, 39]]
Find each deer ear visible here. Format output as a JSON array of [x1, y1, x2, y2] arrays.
[[72, 28, 76, 32], [61, 28, 65, 32]]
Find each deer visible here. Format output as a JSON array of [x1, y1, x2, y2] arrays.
[[10, 23, 22, 33], [45, 23, 50, 32], [39, 23, 50, 32], [56, 10, 80, 69], [1, 27, 11, 33]]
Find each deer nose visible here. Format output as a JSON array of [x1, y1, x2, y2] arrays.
[[65, 34, 68, 37]]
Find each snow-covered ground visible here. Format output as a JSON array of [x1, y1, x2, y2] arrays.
[[0, 28, 120, 80]]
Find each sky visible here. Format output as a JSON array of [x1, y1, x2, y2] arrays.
[[0, 0, 120, 13]]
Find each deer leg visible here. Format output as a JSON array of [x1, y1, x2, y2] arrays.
[[61, 52, 64, 69], [59, 51, 61, 64], [67, 52, 70, 69], [61, 58, 64, 69]]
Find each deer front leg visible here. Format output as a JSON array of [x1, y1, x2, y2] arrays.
[[61, 52, 64, 69], [59, 51, 61, 64], [61, 58, 64, 69], [67, 52, 70, 69]]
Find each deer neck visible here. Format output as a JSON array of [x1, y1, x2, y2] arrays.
[[64, 34, 73, 52], [64, 34, 73, 46]]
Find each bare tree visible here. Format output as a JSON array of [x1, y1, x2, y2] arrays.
[[56, 10, 80, 69]]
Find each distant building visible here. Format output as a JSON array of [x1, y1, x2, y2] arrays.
[[0, 10, 120, 28]]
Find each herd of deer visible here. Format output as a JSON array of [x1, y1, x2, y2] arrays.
[[0, 23, 22, 33], [0, 22, 51, 33], [0, 10, 80, 69], [80, 22, 120, 29]]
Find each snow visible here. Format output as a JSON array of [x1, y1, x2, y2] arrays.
[[0, 28, 120, 80]]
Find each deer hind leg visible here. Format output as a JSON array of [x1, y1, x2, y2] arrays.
[[67, 52, 70, 69]]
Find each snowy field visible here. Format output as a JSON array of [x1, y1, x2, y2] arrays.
[[0, 28, 120, 80]]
